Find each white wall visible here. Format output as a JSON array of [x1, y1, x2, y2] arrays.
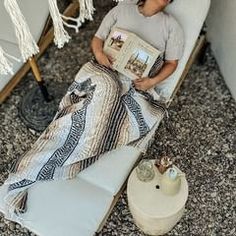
[[206, 0, 236, 100]]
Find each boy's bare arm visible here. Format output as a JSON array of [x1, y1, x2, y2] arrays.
[[91, 36, 113, 68], [153, 60, 178, 84], [91, 36, 104, 57], [133, 60, 178, 91]]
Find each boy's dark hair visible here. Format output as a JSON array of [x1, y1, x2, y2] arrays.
[[137, 0, 174, 6]]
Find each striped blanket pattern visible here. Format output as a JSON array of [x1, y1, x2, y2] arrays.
[[3, 60, 166, 220]]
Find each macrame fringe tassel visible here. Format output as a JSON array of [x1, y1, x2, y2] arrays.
[[78, 0, 95, 22], [48, 0, 71, 48], [0, 46, 20, 75], [4, 0, 39, 62], [62, 0, 95, 33]]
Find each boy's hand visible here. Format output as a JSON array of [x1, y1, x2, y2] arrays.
[[95, 51, 114, 69], [133, 77, 156, 91]]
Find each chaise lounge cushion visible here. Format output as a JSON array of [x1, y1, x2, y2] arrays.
[[0, 178, 114, 236], [79, 146, 141, 195], [161, 0, 211, 100], [0, 146, 142, 236]]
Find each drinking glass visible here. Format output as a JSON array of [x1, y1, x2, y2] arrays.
[[136, 159, 155, 182]]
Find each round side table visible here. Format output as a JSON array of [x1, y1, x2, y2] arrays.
[[127, 161, 188, 236]]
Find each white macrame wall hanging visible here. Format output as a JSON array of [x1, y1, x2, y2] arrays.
[[47, 0, 96, 46], [0, 46, 20, 75], [48, 0, 95, 45], [62, 0, 95, 33], [48, 0, 71, 48], [4, 0, 39, 63], [0, 0, 121, 75], [3, 0, 74, 57]]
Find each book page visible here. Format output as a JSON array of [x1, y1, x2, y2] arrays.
[[117, 37, 162, 80], [112, 34, 135, 70], [103, 28, 133, 63]]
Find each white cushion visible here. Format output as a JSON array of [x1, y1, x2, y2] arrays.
[[0, 179, 113, 236], [161, 0, 211, 99], [0, 40, 21, 91], [79, 146, 141, 195], [0, 146, 141, 236]]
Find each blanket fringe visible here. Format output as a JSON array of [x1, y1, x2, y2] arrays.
[[15, 191, 28, 214], [4, 189, 28, 221], [48, 0, 71, 48]]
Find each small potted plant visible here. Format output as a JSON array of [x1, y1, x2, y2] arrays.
[[155, 156, 174, 174]]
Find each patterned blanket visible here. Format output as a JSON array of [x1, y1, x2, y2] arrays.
[[3, 60, 166, 220]]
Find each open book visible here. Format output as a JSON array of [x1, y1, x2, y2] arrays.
[[103, 27, 162, 80]]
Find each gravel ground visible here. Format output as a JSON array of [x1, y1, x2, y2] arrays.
[[0, 1, 236, 235]]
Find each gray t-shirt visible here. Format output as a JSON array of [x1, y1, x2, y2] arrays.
[[95, 4, 184, 61]]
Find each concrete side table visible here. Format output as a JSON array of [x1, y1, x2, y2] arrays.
[[127, 161, 188, 236]]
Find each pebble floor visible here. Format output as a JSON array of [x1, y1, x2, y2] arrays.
[[0, 1, 235, 235]]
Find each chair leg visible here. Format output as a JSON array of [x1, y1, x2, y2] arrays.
[[198, 40, 210, 65], [28, 57, 52, 102]]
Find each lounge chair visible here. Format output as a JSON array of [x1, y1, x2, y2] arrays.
[[0, 0, 211, 235]]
